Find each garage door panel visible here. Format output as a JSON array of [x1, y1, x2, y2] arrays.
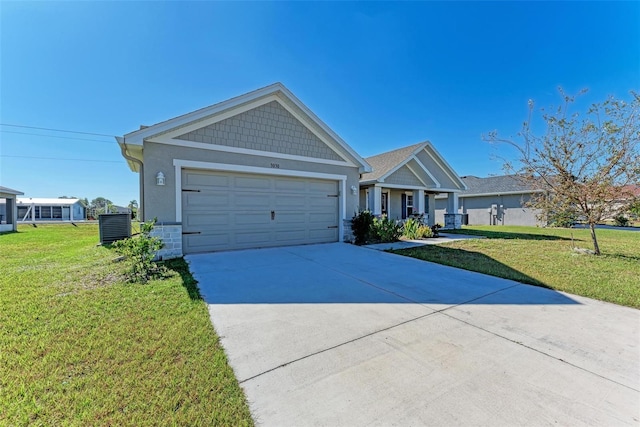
[[184, 171, 229, 188], [234, 213, 271, 226], [274, 178, 307, 192], [309, 228, 338, 241], [276, 229, 307, 242], [275, 212, 306, 224], [274, 195, 307, 209], [184, 213, 230, 228], [308, 180, 337, 193], [182, 169, 339, 254], [234, 176, 271, 190], [309, 197, 338, 209], [184, 233, 230, 251], [184, 192, 230, 208], [235, 230, 272, 245], [235, 193, 269, 207], [309, 212, 338, 223]]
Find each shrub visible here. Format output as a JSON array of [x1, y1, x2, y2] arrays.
[[431, 223, 442, 237], [419, 225, 434, 238], [402, 218, 421, 240], [351, 211, 375, 245], [371, 216, 402, 243], [613, 214, 630, 227], [112, 218, 164, 283]]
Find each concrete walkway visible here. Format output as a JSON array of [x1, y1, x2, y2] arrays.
[[364, 232, 483, 251], [186, 243, 639, 426]]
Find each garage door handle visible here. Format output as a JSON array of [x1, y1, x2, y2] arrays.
[[271, 211, 275, 220], [182, 189, 201, 192], [327, 226, 338, 229], [182, 231, 201, 235]]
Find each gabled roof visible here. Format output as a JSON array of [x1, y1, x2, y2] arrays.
[[458, 175, 542, 197], [0, 186, 23, 196], [117, 82, 371, 173], [360, 143, 424, 182], [360, 141, 466, 190]]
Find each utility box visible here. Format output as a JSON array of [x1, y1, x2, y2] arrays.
[[99, 213, 131, 244]]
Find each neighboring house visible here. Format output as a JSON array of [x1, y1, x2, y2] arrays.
[[17, 198, 86, 222], [434, 175, 544, 226], [117, 83, 371, 258], [111, 205, 132, 215], [359, 142, 467, 227], [0, 186, 24, 232], [607, 185, 640, 220]]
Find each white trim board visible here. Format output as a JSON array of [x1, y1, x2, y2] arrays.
[[172, 159, 347, 242], [148, 138, 355, 167]]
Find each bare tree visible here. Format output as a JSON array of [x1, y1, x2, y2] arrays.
[[485, 90, 640, 255]]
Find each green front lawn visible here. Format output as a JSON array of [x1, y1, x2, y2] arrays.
[[0, 224, 252, 426], [395, 226, 640, 309]]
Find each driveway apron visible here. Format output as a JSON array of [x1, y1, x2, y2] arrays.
[[186, 243, 639, 426]]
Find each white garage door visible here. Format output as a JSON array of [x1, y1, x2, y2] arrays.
[[181, 169, 340, 254]]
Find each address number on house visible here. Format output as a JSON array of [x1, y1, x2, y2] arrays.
[[270, 163, 280, 169]]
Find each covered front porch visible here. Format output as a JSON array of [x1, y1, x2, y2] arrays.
[[359, 185, 462, 227], [359, 142, 467, 228]]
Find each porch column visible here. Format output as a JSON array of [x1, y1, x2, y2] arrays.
[[427, 193, 436, 226], [445, 192, 462, 229], [446, 192, 459, 213], [416, 190, 425, 214], [372, 185, 382, 216]]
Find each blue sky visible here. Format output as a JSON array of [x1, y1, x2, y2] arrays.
[[1, 1, 638, 206]]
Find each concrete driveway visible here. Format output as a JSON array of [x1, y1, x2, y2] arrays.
[[186, 243, 639, 426]]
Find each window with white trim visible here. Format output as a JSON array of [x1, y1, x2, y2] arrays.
[[406, 194, 414, 217]]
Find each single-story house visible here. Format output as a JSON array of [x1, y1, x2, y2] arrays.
[[359, 142, 467, 227], [0, 186, 24, 232], [435, 175, 544, 226], [17, 198, 86, 222], [111, 205, 132, 215], [117, 83, 371, 258], [117, 83, 471, 258]]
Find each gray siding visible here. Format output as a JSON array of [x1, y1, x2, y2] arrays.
[[435, 193, 540, 226], [385, 165, 424, 187], [175, 101, 342, 161], [143, 142, 360, 223], [415, 148, 459, 189]]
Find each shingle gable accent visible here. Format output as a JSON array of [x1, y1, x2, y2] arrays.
[[174, 101, 343, 161]]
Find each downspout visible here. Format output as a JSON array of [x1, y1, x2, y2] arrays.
[[118, 137, 145, 221]]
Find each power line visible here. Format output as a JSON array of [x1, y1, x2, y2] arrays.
[[1, 154, 122, 163], [0, 130, 115, 144], [0, 123, 116, 138]]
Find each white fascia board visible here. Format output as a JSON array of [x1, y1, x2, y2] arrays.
[[123, 83, 284, 146], [157, 138, 354, 167], [423, 142, 467, 190], [148, 138, 354, 168], [120, 83, 371, 174], [375, 183, 430, 190], [275, 86, 372, 173], [434, 189, 543, 199]]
